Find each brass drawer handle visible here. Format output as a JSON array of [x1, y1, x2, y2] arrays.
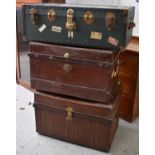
[[66, 107, 73, 121], [63, 64, 72, 73]]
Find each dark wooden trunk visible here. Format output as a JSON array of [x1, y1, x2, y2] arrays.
[[33, 88, 121, 152], [29, 42, 120, 103]]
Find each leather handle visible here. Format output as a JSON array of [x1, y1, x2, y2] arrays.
[[128, 22, 135, 30]]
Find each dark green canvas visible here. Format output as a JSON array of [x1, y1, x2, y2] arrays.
[[22, 3, 135, 50]]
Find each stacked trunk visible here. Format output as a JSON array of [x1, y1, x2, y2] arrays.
[[29, 42, 121, 152], [22, 3, 135, 152]]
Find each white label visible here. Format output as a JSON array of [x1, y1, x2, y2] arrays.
[[70, 31, 74, 38], [67, 31, 74, 39], [51, 26, 62, 33], [68, 31, 71, 38], [38, 24, 46, 32]]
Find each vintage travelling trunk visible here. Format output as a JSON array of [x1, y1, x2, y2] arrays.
[[33, 87, 121, 152], [22, 3, 135, 50], [29, 42, 120, 103]]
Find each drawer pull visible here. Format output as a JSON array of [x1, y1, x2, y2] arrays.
[[63, 64, 72, 73], [66, 107, 73, 121], [64, 52, 70, 59]]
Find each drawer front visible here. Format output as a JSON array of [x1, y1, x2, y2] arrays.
[[119, 95, 134, 121], [119, 52, 138, 78], [119, 74, 137, 97]]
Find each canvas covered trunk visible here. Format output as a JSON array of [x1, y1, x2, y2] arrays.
[[23, 3, 135, 50]]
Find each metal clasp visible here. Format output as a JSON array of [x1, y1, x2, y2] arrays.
[[66, 107, 74, 121], [66, 9, 76, 31], [30, 8, 38, 25]]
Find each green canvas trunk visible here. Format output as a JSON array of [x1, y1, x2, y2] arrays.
[[22, 3, 135, 50]]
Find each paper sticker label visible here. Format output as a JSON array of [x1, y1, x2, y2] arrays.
[[90, 31, 102, 40], [52, 26, 62, 33], [70, 31, 74, 38], [108, 36, 119, 46], [68, 31, 74, 39], [38, 24, 46, 32]]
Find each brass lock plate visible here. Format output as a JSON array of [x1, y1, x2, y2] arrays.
[[66, 9, 76, 31], [84, 11, 94, 24], [66, 107, 73, 121], [47, 9, 56, 21], [63, 64, 72, 73]]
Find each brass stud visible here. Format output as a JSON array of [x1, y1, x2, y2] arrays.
[[47, 9, 56, 21], [84, 11, 94, 25], [64, 52, 70, 59]]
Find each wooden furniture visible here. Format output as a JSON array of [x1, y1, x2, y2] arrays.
[[119, 37, 139, 122]]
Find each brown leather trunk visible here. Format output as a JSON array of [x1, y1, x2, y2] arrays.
[[33, 88, 121, 152], [29, 42, 120, 103]]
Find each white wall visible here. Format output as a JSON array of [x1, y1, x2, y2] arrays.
[[66, 0, 139, 36]]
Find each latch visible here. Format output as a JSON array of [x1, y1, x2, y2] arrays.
[[66, 107, 74, 121], [66, 9, 76, 31], [30, 8, 38, 25]]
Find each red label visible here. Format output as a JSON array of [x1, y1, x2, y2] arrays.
[[108, 36, 119, 46]]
